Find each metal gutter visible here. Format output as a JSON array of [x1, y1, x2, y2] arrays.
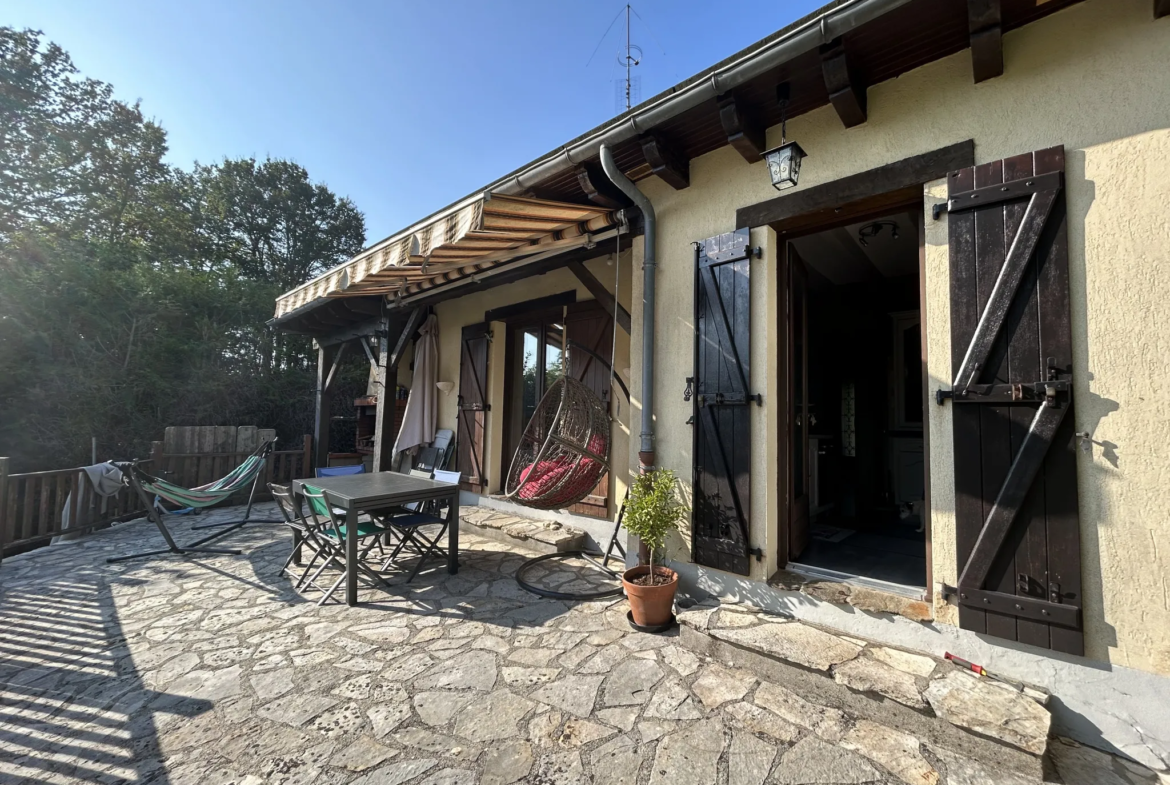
[[600, 143, 657, 471]]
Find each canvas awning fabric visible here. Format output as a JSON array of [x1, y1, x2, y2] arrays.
[[275, 194, 618, 318]]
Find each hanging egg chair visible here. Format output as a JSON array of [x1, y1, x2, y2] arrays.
[[503, 376, 610, 510]]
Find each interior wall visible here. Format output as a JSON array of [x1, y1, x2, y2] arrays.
[[430, 252, 633, 519], [629, 0, 1170, 676]]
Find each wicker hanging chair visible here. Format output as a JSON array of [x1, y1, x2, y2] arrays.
[[503, 376, 610, 510]]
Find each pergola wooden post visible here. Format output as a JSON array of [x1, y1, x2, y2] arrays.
[[313, 341, 345, 470]]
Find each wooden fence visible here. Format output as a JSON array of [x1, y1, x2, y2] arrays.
[[0, 428, 312, 562]]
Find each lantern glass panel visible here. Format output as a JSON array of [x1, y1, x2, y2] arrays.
[[763, 141, 806, 191]]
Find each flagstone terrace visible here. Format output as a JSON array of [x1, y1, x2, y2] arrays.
[[0, 503, 1154, 784]]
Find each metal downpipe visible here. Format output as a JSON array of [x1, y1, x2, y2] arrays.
[[599, 144, 656, 471]]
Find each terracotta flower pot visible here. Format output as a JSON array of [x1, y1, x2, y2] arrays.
[[622, 565, 679, 628]]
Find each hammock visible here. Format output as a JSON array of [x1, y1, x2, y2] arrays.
[[106, 440, 278, 564], [140, 453, 267, 508]]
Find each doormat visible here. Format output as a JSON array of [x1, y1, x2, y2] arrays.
[[811, 525, 855, 544]]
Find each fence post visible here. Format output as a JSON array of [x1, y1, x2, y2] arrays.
[[150, 441, 164, 471], [302, 435, 312, 479], [0, 457, 9, 564]]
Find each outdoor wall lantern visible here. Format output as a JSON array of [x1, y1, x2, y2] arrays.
[[762, 83, 806, 191]]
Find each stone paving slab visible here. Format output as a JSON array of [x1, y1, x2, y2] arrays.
[[0, 503, 1160, 784], [458, 507, 585, 554]]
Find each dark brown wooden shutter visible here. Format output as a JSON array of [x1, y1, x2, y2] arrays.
[[946, 146, 1083, 655], [692, 228, 757, 576], [457, 323, 490, 493], [565, 301, 614, 518]]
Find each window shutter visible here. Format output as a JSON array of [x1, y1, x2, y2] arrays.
[[692, 228, 757, 576], [946, 146, 1083, 655], [457, 323, 490, 492], [565, 301, 614, 518]]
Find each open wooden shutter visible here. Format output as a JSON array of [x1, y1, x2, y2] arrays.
[[457, 323, 490, 492], [946, 146, 1083, 655], [565, 301, 614, 518], [692, 228, 758, 575]]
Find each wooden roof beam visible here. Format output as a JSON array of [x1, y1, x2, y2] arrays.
[[820, 37, 867, 128], [718, 93, 766, 164], [575, 163, 630, 209], [968, 0, 1003, 83], [639, 133, 690, 190], [1155, 0, 1169, 18], [567, 260, 632, 335]]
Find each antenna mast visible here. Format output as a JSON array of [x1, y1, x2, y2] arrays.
[[618, 4, 641, 113]]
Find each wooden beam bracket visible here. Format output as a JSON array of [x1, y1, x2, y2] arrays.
[[820, 37, 867, 128], [639, 133, 690, 190], [717, 93, 766, 164], [968, 0, 1004, 83], [575, 163, 629, 209], [1155, 0, 1169, 19], [567, 261, 632, 334]]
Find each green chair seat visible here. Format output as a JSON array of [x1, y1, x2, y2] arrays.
[[321, 520, 388, 540]]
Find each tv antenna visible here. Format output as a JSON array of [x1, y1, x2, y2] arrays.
[[588, 4, 664, 115], [618, 5, 641, 112]]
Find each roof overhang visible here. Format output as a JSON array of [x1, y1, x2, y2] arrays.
[[275, 193, 619, 319]]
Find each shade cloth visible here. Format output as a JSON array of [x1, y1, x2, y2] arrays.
[[394, 313, 439, 458], [274, 194, 617, 317]]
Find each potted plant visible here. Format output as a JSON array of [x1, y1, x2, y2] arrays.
[[622, 468, 688, 628]]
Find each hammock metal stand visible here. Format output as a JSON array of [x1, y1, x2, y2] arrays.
[[106, 441, 277, 563], [107, 462, 242, 564]]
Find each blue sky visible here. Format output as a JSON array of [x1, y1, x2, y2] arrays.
[[6, 0, 823, 243]]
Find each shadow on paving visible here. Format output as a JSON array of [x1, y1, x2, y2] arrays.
[[0, 564, 212, 784]]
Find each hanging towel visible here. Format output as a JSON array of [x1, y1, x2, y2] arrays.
[[55, 462, 125, 543]]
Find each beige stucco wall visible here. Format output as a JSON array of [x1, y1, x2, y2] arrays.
[[629, 0, 1170, 674], [430, 253, 633, 519]]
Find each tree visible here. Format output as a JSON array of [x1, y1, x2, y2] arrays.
[[203, 157, 366, 291], [0, 28, 168, 244], [0, 28, 369, 471]]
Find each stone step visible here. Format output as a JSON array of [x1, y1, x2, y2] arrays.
[[676, 597, 1054, 782], [458, 506, 586, 555]]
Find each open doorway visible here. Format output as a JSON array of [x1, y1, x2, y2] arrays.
[[785, 209, 927, 593]]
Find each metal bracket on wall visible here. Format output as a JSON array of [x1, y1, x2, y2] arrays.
[[749, 546, 763, 562], [932, 201, 951, 220]]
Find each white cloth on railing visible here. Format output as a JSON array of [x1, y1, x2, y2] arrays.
[[55, 462, 124, 544]]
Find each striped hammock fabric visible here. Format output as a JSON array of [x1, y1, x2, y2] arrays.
[[140, 455, 266, 509]]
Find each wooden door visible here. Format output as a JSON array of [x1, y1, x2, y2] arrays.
[[787, 246, 811, 561], [565, 301, 614, 518], [457, 323, 490, 493], [946, 146, 1082, 655], [692, 228, 758, 575]]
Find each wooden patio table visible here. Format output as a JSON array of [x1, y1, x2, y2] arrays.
[[292, 471, 460, 606]]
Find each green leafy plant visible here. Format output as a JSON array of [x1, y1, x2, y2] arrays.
[[623, 468, 689, 583]]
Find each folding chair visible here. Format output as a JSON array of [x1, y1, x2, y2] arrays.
[[270, 483, 326, 587], [296, 485, 395, 605], [379, 469, 458, 582], [316, 465, 365, 478]]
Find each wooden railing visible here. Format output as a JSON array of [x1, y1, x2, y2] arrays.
[[0, 434, 312, 562]]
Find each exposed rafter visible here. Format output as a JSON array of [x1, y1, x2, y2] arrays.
[[820, 37, 867, 128], [1156, 0, 1169, 18], [639, 133, 690, 190], [575, 163, 629, 209], [968, 0, 1004, 83], [717, 93, 766, 164]]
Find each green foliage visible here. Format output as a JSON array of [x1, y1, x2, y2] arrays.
[[623, 468, 688, 571], [0, 27, 369, 471]]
